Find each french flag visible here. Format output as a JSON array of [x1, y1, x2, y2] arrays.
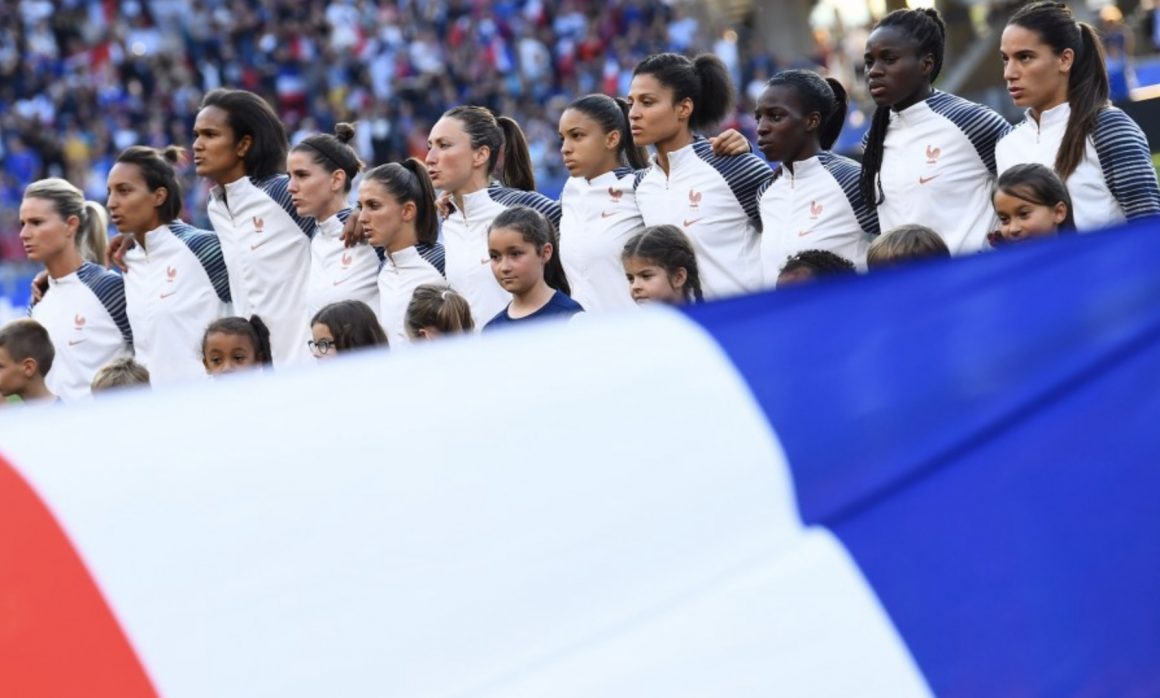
[[2, 219, 1158, 696]]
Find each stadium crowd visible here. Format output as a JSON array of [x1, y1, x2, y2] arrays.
[[1, 1, 1158, 405]]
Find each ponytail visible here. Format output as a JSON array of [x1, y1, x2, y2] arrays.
[[1008, 2, 1110, 180], [820, 78, 848, 150], [496, 116, 536, 191], [405, 283, 475, 338], [633, 52, 735, 132], [363, 158, 440, 246], [568, 94, 650, 170], [859, 108, 892, 206], [79, 201, 109, 265], [616, 98, 650, 169], [489, 206, 571, 296]]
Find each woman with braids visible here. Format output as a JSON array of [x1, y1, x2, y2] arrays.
[[424, 106, 560, 325], [861, 7, 1011, 254], [21, 178, 131, 400], [289, 123, 381, 322], [754, 69, 879, 281], [109, 146, 231, 387], [628, 53, 773, 299], [356, 160, 446, 346], [194, 88, 315, 365], [997, 1, 1160, 231]]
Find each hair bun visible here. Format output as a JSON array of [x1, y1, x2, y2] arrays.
[[161, 145, 185, 165], [334, 122, 356, 144]]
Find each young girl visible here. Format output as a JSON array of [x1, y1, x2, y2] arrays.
[[425, 106, 561, 324], [110, 145, 232, 387], [621, 225, 704, 305], [989, 163, 1075, 246], [289, 123, 381, 321], [755, 69, 879, 282], [628, 52, 772, 300], [195, 88, 314, 365], [202, 315, 272, 375], [309, 300, 388, 360], [21, 178, 132, 400], [861, 8, 1012, 254], [483, 206, 581, 331], [357, 159, 446, 345], [405, 283, 475, 340], [997, 1, 1160, 231]]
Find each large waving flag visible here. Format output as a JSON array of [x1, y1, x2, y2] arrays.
[[2, 219, 1158, 696]]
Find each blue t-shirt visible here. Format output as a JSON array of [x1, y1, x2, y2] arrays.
[[483, 290, 584, 331]]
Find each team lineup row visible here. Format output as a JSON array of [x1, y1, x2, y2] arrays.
[[3, 2, 1158, 403]]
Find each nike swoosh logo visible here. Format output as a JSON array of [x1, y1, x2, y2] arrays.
[[160, 291, 176, 299], [600, 211, 616, 218], [798, 229, 812, 237], [332, 277, 350, 287], [67, 339, 87, 346], [683, 218, 703, 227], [480, 258, 490, 265], [250, 239, 270, 251], [918, 174, 940, 184]]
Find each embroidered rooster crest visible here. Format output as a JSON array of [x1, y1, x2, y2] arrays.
[[252, 216, 265, 232], [340, 252, 352, 268], [166, 265, 177, 281], [608, 186, 623, 202], [74, 314, 86, 328], [809, 200, 823, 219], [688, 188, 702, 209], [925, 145, 942, 165]]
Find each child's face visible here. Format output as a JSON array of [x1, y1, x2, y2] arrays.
[[309, 323, 337, 360], [0, 346, 29, 397], [489, 227, 550, 296], [624, 256, 687, 305], [994, 190, 1066, 242], [203, 332, 260, 376]]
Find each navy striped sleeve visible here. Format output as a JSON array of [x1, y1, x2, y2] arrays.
[[76, 262, 132, 345], [692, 139, 774, 228], [416, 242, 446, 277], [253, 174, 315, 238], [1092, 107, 1160, 220], [171, 221, 232, 304], [489, 185, 563, 230], [820, 151, 881, 237], [926, 91, 1012, 175], [632, 168, 650, 191]]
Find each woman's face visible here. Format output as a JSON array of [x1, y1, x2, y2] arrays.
[[106, 162, 165, 234], [558, 108, 620, 180], [864, 25, 934, 111], [627, 73, 688, 147], [357, 179, 410, 250], [19, 197, 75, 264], [755, 84, 817, 164], [425, 117, 481, 193], [1000, 24, 1072, 115], [192, 106, 250, 185], [287, 150, 344, 219]]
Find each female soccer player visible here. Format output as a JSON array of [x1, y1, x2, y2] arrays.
[[288, 123, 381, 321], [425, 106, 560, 324], [195, 88, 314, 365], [108, 145, 231, 386], [21, 178, 131, 400], [755, 69, 879, 281], [996, 0, 1160, 230], [861, 8, 1012, 254], [628, 52, 772, 299]]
